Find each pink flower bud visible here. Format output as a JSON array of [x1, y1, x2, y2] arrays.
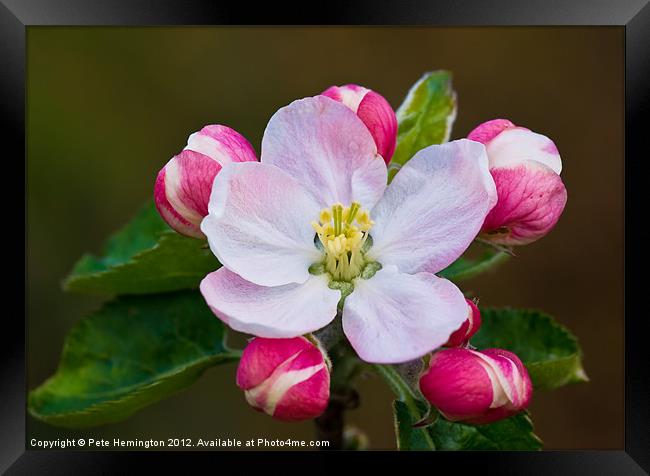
[[468, 119, 567, 246], [154, 125, 257, 238], [236, 336, 330, 421], [419, 347, 532, 425], [321, 84, 397, 164], [444, 299, 481, 347]]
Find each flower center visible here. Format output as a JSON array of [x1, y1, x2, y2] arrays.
[[311, 202, 374, 281]]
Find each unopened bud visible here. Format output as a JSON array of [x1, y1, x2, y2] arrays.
[[321, 84, 397, 164], [154, 125, 256, 238], [419, 347, 532, 424], [444, 299, 481, 347], [236, 336, 330, 421], [468, 119, 567, 246]]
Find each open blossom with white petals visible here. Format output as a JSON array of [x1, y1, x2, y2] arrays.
[[199, 95, 497, 364]]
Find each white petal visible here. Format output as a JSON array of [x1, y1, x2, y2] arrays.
[[200, 268, 340, 338], [201, 162, 322, 287], [261, 95, 387, 209], [342, 266, 468, 363], [487, 127, 562, 174], [368, 139, 496, 274]]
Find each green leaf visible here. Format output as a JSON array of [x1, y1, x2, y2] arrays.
[[392, 70, 457, 167], [64, 202, 219, 295], [380, 362, 542, 450], [392, 397, 542, 451], [430, 413, 542, 450], [472, 308, 588, 390], [438, 246, 510, 282], [393, 400, 436, 450], [28, 291, 239, 428], [374, 364, 435, 450]]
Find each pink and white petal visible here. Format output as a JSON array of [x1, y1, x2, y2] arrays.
[[165, 150, 222, 222], [261, 95, 387, 208], [342, 266, 468, 363], [236, 337, 316, 390], [419, 348, 494, 421], [321, 84, 369, 112], [185, 124, 257, 166], [481, 160, 567, 246], [480, 348, 532, 409], [487, 127, 562, 174], [200, 268, 340, 338], [201, 162, 322, 287], [467, 118, 516, 144], [155, 166, 203, 238], [367, 139, 497, 275], [357, 91, 398, 164]]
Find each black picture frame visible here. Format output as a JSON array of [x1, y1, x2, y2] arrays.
[[7, 0, 649, 473]]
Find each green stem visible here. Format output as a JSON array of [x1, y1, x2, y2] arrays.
[[441, 249, 510, 282], [458, 250, 510, 280], [372, 364, 421, 416], [374, 364, 436, 450]]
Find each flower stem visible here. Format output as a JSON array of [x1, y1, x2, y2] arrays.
[[313, 343, 361, 450], [314, 393, 345, 450]]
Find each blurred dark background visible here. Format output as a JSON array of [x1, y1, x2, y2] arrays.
[[27, 27, 623, 450]]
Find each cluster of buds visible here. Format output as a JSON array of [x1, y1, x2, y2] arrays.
[[468, 119, 567, 246], [153, 90, 553, 428], [235, 301, 531, 426]]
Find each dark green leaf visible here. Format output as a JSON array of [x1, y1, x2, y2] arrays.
[[392, 70, 457, 167], [430, 413, 542, 450], [392, 399, 541, 450], [473, 308, 588, 390], [393, 400, 436, 450], [28, 291, 239, 428], [64, 202, 219, 295]]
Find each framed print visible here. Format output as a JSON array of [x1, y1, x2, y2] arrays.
[[5, 0, 649, 473]]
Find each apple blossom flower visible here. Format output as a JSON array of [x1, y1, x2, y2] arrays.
[[321, 84, 397, 164], [154, 125, 257, 238], [419, 347, 532, 424], [199, 95, 497, 364], [444, 299, 481, 347], [468, 119, 567, 246], [236, 336, 330, 421]]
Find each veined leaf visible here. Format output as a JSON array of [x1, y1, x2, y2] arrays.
[[473, 307, 588, 390], [430, 413, 542, 450], [28, 291, 239, 428], [392, 70, 457, 167], [64, 202, 219, 295]]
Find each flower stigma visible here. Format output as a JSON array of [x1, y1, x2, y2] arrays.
[[311, 202, 375, 281]]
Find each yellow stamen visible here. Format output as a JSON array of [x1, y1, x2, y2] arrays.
[[319, 208, 332, 224], [311, 202, 374, 281]]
